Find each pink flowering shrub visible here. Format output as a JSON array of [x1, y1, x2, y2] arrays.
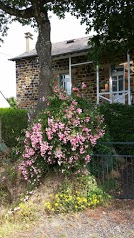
[[19, 83, 105, 186]]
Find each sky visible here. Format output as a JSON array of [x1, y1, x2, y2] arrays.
[[0, 13, 90, 99]]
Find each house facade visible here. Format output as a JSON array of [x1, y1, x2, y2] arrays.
[[11, 34, 134, 109]]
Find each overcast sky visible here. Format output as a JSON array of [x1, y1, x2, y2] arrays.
[[0, 13, 91, 98]]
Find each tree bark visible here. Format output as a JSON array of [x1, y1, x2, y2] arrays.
[[36, 11, 52, 111]]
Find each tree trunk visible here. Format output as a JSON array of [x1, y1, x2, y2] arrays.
[[36, 12, 52, 111]]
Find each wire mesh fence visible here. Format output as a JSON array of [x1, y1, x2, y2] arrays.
[[89, 142, 134, 199]]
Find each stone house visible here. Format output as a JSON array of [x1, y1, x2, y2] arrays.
[[11, 32, 134, 109]]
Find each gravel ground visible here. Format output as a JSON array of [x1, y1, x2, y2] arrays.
[[12, 199, 134, 238]]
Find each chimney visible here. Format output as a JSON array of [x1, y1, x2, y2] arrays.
[[25, 32, 33, 52]]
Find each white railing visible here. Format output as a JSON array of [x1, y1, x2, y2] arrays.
[[99, 90, 128, 103]]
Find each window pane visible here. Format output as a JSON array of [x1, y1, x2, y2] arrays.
[[59, 74, 71, 95], [119, 75, 123, 91], [112, 76, 117, 91]]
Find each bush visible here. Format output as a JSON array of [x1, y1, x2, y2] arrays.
[[99, 103, 134, 142], [0, 108, 28, 147], [44, 174, 110, 214], [19, 84, 105, 186], [99, 103, 134, 153]]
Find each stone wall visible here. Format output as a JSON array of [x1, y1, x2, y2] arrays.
[[16, 57, 39, 109], [16, 54, 100, 109], [16, 53, 134, 109]]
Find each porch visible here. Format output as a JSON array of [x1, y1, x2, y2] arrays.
[[96, 52, 134, 105], [58, 52, 134, 105]]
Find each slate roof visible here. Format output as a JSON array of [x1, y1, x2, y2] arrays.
[[10, 36, 90, 61]]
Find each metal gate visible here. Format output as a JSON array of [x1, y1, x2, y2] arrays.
[[90, 142, 134, 199]]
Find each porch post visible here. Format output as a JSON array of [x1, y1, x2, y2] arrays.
[[127, 51, 131, 105], [96, 64, 99, 104], [109, 65, 112, 103], [69, 56, 72, 93]]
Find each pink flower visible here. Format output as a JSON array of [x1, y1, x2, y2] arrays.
[[72, 87, 79, 92], [58, 132, 65, 141], [71, 100, 78, 106], [66, 112, 73, 119], [85, 117, 90, 123], [40, 141, 49, 156], [58, 122, 65, 130], [85, 155, 91, 162], [82, 82, 87, 89], [42, 96, 46, 102], [55, 147, 64, 159], [82, 127, 90, 134], [26, 131, 31, 138], [76, 108, 82, 114], [46, 128, 53, 140]]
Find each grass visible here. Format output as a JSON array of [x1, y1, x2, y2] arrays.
[[0, 222, 32, 238]]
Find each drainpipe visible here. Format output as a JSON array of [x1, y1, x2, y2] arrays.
[[127, 51, 131, 105]]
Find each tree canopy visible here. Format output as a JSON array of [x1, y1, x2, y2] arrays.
[[71, 0, 134, 62]]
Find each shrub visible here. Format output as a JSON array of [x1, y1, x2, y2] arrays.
[[0, 108, 28, 147], [19, 84, 105, 186], [99, 103, 134, 154], [44, 174, 110, 214]]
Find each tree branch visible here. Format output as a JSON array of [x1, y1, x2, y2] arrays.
[[0, 1, 34, 18]]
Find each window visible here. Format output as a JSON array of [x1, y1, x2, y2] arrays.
[[111, 66, 125, 103], [59, 74, 71, 95], [111, 67, 124, 93]]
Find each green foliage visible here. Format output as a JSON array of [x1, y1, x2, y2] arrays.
[[0, 108, 28, 147], [99, 103, 134, 142], [99, 103, 134, 153], [44, 174, 111, 214], [71, 1, 134, 62], [6, 97, 17, 108], [0, 1, 85, 42]]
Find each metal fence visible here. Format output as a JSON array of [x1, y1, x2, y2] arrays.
[[89, 142, 134, 199]]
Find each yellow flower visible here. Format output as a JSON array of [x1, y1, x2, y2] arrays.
[[54, 203, 59, 207], [56, 198, 60, 203], [55, 194, 59, 199], [68, 196, 73, 201], [82, 198, 87, 203], [76, 197, 81, 201]]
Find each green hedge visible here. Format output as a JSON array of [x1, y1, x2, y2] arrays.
[[99, 103, 134, 153], [0, 108, 28, 147]]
